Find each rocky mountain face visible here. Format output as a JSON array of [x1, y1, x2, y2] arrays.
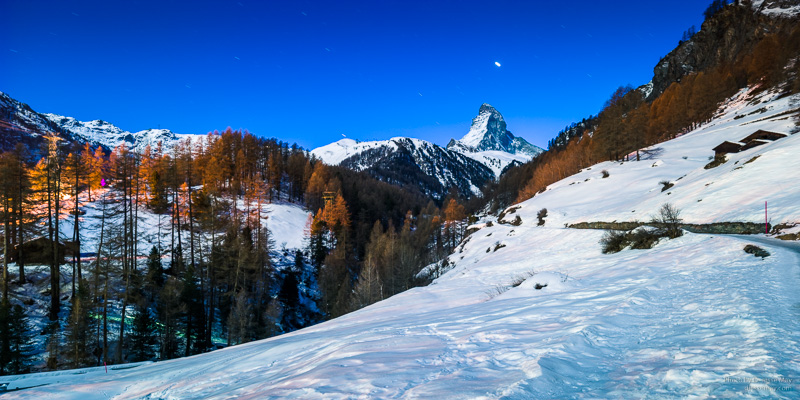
[[646, 0, 800, 100], [0, 91, 85, 157], [447, 104, 543, 157], [311, 104, 547, 199], [314, 137, 494, 199], [0, 90, 188, 156]]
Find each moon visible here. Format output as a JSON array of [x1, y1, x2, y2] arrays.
[[494, 61, 501, 67]]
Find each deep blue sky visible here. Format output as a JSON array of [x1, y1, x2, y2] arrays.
[[2, 0, 708, 149]]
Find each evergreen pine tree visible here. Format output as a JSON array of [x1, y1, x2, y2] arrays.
[[180, 263, 205, 356], [128, 301, 157, 362], [145, 246, 164, 302], [7, 304, 33, 374], [64, 283, 94, 368], [0, 298, 33, 375]]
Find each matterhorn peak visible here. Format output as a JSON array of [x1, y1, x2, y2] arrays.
[[447, 104, 542, 158]]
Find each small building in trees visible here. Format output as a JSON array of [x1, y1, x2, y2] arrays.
[[8, 236, 70, 265], [712, 141, 742, 157]]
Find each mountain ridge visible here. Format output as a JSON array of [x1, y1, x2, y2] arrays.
[[0, 90, 197, 155]]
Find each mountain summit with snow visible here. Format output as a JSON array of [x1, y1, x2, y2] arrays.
[[447, 103, 543, 157], [445, 104, 544, 176], [42, 113, 191, 151]]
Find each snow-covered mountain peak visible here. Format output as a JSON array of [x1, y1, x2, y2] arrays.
[[457, 103, 506, 149], [447, 103, 543, 158], [444, 104, 544, 175], [42, 113, 191, 151]]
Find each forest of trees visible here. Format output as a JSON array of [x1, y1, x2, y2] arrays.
[[0, 128, 470, 373]]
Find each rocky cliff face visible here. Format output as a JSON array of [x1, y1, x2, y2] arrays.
[[647, 0, 799, 100]]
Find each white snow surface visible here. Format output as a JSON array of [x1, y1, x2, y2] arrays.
[[459, 150, 530, 177], [310, 138, 399, 167], [6, 229, 800, 398], [264, 202, 312, 250], [5, 88, 800, 398]]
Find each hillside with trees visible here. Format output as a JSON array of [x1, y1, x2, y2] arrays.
[[0, 127, 471, 373]]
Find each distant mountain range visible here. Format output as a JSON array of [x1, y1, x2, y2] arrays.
[[0, 90, 193, 156], [311, 104, 544, 199]]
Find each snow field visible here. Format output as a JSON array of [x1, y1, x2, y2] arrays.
[[5, 223, 800, 398]]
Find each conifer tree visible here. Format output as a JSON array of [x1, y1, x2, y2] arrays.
[[0, 298, 33, 375], [64, 282, 93, 368], [128, 301, 157, 362]]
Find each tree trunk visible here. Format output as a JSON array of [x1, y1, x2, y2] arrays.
[[3, 198, 9, 299], [17, 165, 25, 285], [95, 191, 107, 364]]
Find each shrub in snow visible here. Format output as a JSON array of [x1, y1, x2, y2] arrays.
[[600, 230, 630, 254], [497, 206, 520, 222], [704, 155, 727, 169], [659, 180, 674, 192], [652, 203, 683, 239], [601, 169, 610, 178], [510, 271, 536, 288], [629, 228, 662, 250], [537, 208, 548, 226], [510, 215, 522, 226], [484, 284, 509, 299], [743, 245, 770, 258]]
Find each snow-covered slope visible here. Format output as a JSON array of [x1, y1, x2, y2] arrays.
[[6, 223, 800, 398], [310, 138, 396, 166], [6, 89, 800, 399], [312, 137, 494, 198], [447, 103, 544, 175], [506, 87, 800, 227]]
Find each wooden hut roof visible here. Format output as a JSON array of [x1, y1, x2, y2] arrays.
[[740, 130, 786, 143]]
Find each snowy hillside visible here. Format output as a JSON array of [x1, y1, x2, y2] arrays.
[[4, 88, 800, 398], [508, 88, 800, 227], [310, 138, 397, 166]]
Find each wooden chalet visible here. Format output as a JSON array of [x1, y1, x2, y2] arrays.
[[712, 130, 787, 156], [7, 237, 74, 265], [740, 139, 769, 151], [740, 130, 786, 143], [712, 141, 742, 157]]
